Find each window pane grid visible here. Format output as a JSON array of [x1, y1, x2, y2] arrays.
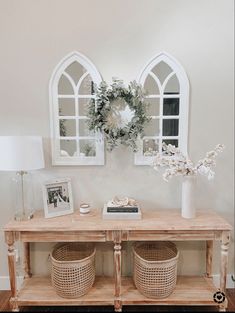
[[58, 116, 89, 120], [57, 68, 96, 158], [143, 136, 160, 139], [59, 136, 96, 140], [142, 65, 181, 156], [158, 94, 163, 154], [143, 136, 179, 139], [58, 95, 95, 99], [145, 95, 161, 98], [51, 53, 104, 164], [162, 116, 179, 119], [135, 55, 188, 165], [146, 94, 180, 99], [75, 94, 79, 116], [148, 116, 179, 119]]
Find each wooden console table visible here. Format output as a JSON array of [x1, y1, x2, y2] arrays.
[[4, 208, 232, 312]]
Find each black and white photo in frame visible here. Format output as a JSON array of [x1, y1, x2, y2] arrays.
[[42, 178, 73, 218]]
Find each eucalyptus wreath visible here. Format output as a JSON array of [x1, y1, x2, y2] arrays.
[[87, 80, 150, 152]]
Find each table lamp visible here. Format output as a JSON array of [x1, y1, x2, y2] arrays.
[[0, 136, 45, 220]]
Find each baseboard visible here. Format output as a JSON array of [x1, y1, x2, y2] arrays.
[[0, 276, 24, 290], [0, 274, 234, 290], [212, 274, 235, 289]]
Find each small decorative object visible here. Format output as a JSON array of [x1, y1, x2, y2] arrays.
[[153, 143, 225, 218], [42, 178, 73, 218], [0, 136, 45, 221], [87, 79, 150, 152], [79, 203, 90, 214], [103, 196, 142, 219]]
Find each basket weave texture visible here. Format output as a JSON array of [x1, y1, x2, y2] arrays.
[[133, 241, 179, 299], [51, 243, 95, 298]]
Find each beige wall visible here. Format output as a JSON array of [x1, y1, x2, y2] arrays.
[[0, 0, 234, 282]]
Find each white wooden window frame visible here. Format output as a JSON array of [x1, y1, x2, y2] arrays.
[[134, 52, 189, 165], [49, 51, 104, 165]]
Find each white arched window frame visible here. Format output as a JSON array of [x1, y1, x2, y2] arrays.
[[49, 51, 104, 165], [135, 52, 189, 165]]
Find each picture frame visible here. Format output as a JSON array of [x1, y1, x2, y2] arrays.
[[42, 178, 74, 218]]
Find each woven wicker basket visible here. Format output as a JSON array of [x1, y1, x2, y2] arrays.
[[133, 241, 179, 299], [51, 243, 95, 298]]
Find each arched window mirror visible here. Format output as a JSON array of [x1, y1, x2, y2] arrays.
[[135, 52, 189, 165], [50, 51, 104, 165]]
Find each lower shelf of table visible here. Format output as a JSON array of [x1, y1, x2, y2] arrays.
[[16, 275, 218, 307]]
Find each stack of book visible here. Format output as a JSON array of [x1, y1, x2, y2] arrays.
[[107, 206, 139, 213], [102, 203, 142, 220]]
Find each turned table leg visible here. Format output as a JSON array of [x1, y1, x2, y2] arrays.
[[5, 231, 19, 312], [206, 240, 213, 277], [23, 242, 32, 278], [218, 231, 230, 312], [113, 230, 122, 312], [220, 231, 230, 291]]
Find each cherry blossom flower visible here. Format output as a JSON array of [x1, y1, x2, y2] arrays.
[[153, 143, 225, 182]]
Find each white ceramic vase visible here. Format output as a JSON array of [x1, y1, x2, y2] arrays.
[[181, 175, 196, 219]]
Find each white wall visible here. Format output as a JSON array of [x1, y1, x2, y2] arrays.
[[0, 0, 234, 285]]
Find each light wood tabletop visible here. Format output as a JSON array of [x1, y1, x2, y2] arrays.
[[3, 208, 232, 232]]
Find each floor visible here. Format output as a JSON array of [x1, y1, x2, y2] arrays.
[[0, 290, 235, 312]]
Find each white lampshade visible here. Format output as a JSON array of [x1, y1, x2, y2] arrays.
[[0, 136, 45, 171]]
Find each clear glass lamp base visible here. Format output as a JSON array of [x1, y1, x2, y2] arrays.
[[12, 171, 35, 221], [14, 211, 34, 221]]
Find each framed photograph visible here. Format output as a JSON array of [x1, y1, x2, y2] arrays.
[[42, 178, 74, 218]]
